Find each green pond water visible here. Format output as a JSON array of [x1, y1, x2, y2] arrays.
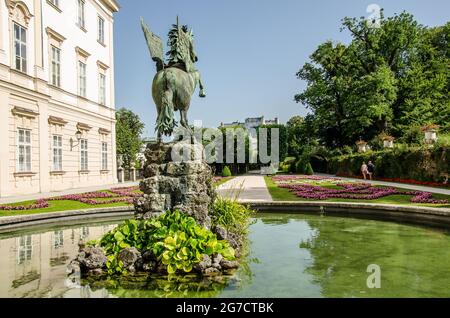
[[0, 213, 449, 298]]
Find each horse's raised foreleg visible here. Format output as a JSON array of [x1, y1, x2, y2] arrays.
[[193, 71, 206, 98]]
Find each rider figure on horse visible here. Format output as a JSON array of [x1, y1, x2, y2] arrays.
[[141, 17, 206, 140]]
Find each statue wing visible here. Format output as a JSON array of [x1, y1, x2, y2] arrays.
[[141, 18, 164, 72]]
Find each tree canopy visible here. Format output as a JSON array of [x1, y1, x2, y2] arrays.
[[116, 108, 145, 167], [295, 11, 450, 148]]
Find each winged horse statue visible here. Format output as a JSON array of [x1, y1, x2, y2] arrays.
[[141, 17, 206, 141]]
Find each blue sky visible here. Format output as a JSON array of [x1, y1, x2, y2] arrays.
[[114, 0, 450, 137]]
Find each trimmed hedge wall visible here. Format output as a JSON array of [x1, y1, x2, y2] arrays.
[[315, 146, 450, 183]]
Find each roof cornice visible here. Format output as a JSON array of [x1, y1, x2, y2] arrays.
[[100, 0, 120, 13]]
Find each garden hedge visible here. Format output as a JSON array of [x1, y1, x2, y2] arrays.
[[313, 146, 450, 183]]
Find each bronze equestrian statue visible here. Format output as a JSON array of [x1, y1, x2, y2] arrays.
[[141, 17, 206, 141]]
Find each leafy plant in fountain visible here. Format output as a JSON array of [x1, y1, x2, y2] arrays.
[[98, 210, 235, 275], [212, 197, 255, 237]]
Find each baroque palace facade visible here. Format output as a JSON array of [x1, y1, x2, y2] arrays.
[[0, 0, 119, 197]]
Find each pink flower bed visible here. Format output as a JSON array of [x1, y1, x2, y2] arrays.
[[273, 177, 448, 204], [0, 199, 49, 211], [0, 187, 141, 211], [273, 175, 341, 182]]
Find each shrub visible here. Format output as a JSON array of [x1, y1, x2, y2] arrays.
[[305, 163, 314, 175], [288, 161, 297, 173], [400, 126, 423, 145], [211, 198, 254, 236], [222, 166, 232, 177], [99, 210, 235, 275], [326, 146, 449, 183], [295, 160, 304, 174]]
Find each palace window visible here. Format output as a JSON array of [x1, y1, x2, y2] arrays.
[[17, 128, 31, 172], [99, 73, 106, 105], [17, 235, 32, 264], [98, 16, 105, 44], [54, 231, 64, 249], [78, 61, 87, 97], [77, 0, 86, 29], [80, 139, 88, 171], [13, 23, 27, 73], [101, 142, 108, 170], [52, 135, 63, 171], [81, 226, 89, 239], [50, 46, 61, 87]]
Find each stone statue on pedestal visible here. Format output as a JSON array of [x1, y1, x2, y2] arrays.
[[136, 18, 213, 227], [141, 17, 206, 141]]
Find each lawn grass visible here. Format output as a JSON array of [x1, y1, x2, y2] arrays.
[[0, 200, 132, 217], [264, 176, 450, 208], [0, 188, 137, 218]]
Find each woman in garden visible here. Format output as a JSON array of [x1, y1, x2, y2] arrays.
[[361, 162, 369, 180]]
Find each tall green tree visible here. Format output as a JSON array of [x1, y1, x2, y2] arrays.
[[286, 115, 317, 157], [116, 108, 145, 167], [295, 11, 450, 147]]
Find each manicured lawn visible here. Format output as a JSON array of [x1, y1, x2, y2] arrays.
[[264, 176, 450, 208], [0, 200, 131, 217], [0, 188, 139, 217]]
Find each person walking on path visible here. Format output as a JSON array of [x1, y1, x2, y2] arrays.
[[361, 162, 369, 180], [367, 161, 375, 180]]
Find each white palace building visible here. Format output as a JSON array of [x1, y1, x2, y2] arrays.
[[0, 0, 120, 197]]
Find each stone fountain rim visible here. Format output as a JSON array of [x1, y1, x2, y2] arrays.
[[1, 201, 449, 232]]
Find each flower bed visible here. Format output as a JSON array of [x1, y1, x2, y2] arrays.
[[336, 173, 450, 189], [273, 176, 449, 204], [0, 199, 49, 211], [273, 175, 341, 183], [0, 187, 141, 211]]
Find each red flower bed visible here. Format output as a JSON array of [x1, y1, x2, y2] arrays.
[[0, 187, 141, 211]]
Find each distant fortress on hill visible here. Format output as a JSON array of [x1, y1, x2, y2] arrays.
[[219, 116, 280, 130]]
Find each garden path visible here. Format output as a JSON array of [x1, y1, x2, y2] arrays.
[[318, 174, 450, 195], [217, 175, 273, 202], [0, 181, 139, 205]]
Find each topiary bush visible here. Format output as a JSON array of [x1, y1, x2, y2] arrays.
[[305, 163, 314, 175], [222, 166, 232, 177]]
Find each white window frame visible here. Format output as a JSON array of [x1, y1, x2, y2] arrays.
[[50, 45, 61, 87], [101, 141, 108, 170], [77, 0, 85, 29], [80, 139, 88, 171], [17, 235, 32, 264], [54, 230, 64, 249], [78, 61, 87, 97], [52, 135, 63, 171], [99, 73, 106, 105], [13, 22, 27, 73], [17, 128, 32, 172], [98, 16, 105, 44]]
